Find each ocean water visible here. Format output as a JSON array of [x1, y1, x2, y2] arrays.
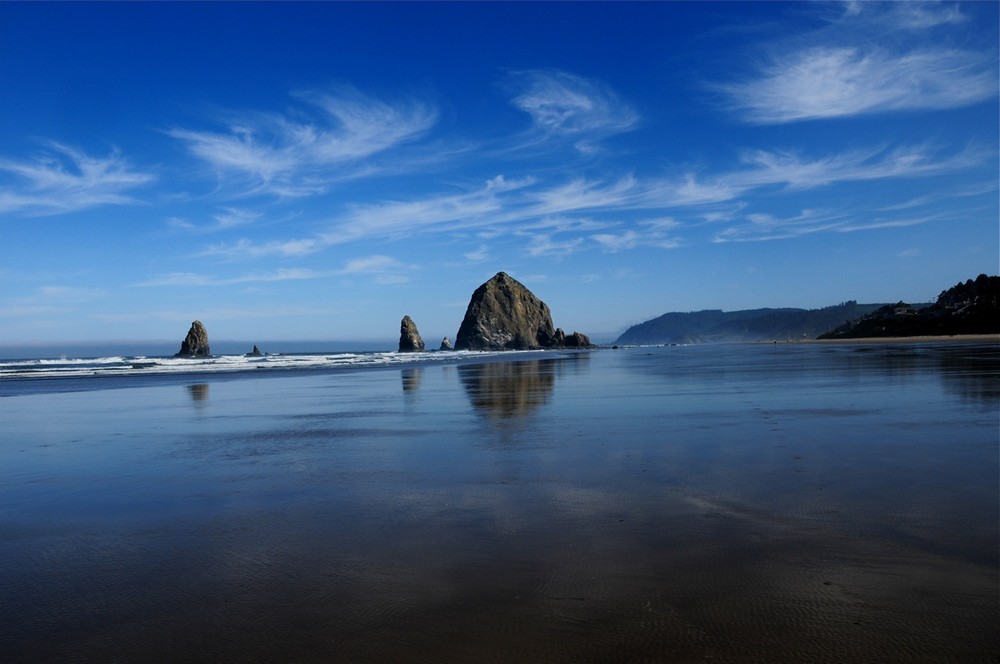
[[1, 342, 997, 662]]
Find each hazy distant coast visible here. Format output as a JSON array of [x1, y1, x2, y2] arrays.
[[618, 274, 999, 345]]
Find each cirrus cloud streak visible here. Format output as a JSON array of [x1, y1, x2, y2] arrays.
[[0, 143, 154, 215]]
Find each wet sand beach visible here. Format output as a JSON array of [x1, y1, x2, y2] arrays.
[[1, 342, 997, 662], [755, 334, 1000, 345]]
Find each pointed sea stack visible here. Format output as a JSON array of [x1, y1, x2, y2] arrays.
[[439, 337, 453, 351], [175, 320, 211, 358], [454, 272, 591, 350], [398, 315, 425, 352]]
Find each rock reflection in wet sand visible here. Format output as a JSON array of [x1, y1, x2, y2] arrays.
[[401, 367, 421, 392], [459, 359, 556, 418], [186, 382, 209, 402]]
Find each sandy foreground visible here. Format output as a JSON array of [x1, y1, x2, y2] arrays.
[[1, 344, 996, 662]]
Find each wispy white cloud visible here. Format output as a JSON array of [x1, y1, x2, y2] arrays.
[[198, 237, 324, 259], [166, 216, 196, 231], [526, 175, 641, 216], [701, 206, 746, 224], [591, 230, 644, 252], [722, 144, 987, 193], [836, 213, 946, 233], [721, 46, 996, 123], [507, 69, 638, 152], [517, 216, 616, 257], [564, 144, 985, 212], [213, 207, 262, 229], [717, 1, 995, 124], [592, 218, 681, 252], [318, 175, 535, 245], [877, 194, 941, 212], [641, 217, 680, 231], [712, 208, 848, 243], [136, 255, 405, 288], [296, 88, 438, 161], [169, 87, 437, 197], [91, 305, 330, 324], [192, 140, 988, 258], [136, 267, 327, 287], [339, 255, 404, 274], [844, 1, 968, 31], [0, 143, 154, 215], [711, 207, 957, 243], [168, 207, 265, 234], [463, 245, 491, 263], [526, 234, 584, 257]]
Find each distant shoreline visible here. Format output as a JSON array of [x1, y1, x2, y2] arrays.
[[750, 334, 1000, 345]]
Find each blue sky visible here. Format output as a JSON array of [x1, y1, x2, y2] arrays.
[[1, 1, 997, 345]]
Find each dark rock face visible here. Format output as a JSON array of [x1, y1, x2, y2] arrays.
[[245, 344, 263, 357], [398, 315, 425, 352], [454, 272, 591, 351], [175, 320, 211, 357], [439, 337, 453, 351], [557, 329, 592, 347]]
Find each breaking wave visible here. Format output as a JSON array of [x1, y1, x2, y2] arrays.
[[0, 349, 541, 381]]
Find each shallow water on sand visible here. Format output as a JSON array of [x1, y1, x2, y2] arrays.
[[1, 342, 997, 662]]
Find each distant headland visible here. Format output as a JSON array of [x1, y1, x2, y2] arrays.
[[616, 274, 999, 345]]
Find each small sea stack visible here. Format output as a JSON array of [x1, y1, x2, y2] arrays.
[[398, 315, 425, 352], [175, 320, 211, 358], [439, 337, 453, 351], [245, 344, 263, 357]]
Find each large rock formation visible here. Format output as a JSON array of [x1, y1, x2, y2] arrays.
[[175, 320, 211, 357], [398, 315, 425, 352], [454, 272, 591, 351]]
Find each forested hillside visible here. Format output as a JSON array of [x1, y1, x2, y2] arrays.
[[614, 302, 886, 345], [818, 274, 999, 339]]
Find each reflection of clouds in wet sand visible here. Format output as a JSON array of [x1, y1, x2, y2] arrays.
[[459, 360, 556, 419], [67, 474, 989, 664], [313, 474, 997, 662]]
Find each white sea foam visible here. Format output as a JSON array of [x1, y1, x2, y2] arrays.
[[0, 350, 542, 380]]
